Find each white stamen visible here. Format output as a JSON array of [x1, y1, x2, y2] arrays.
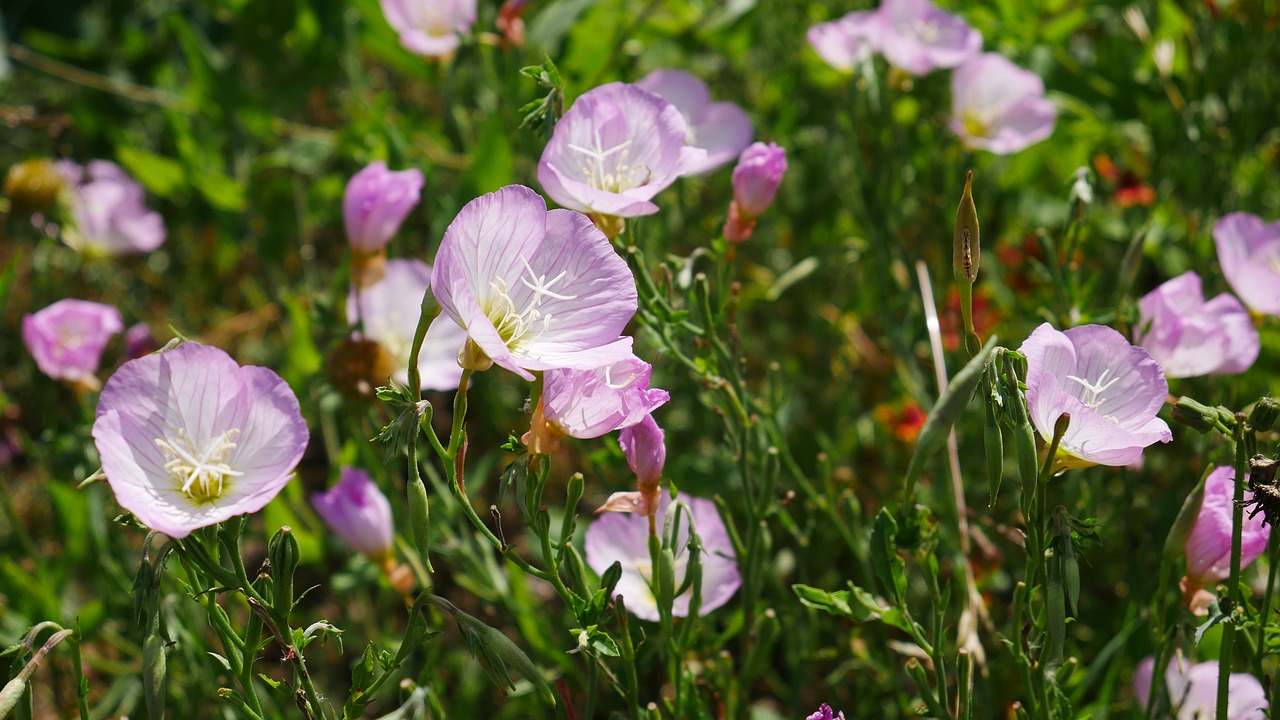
[[1066, 368, 1122, 412], [487, 257, 578, 353], [156, 427, 243, 502], [567, 129, 650, 193]]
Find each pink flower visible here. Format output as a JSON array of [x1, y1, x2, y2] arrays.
[[124, 323, 158, 361], [91, 343, 309, 539], [950, 53, 1057, 154], [542, 357, 669, 439], [807, 11, 883, 72], [343, 162, 425, 252], [598, 414, 668, 515], [1019, 323, 1171, 468], [584, 491, 740, 622], [537, 83, 706, 220], [724, 142, 787, 243], [348, 259, 465, 391], [879, 0, 982, 75], [806, 705, 847, 720], [1213, 212, 1280, 316], [379, 0, 476, 58], [311, 467, 395, 560], [1184, 466, 1270, 586], [635, 70, 753, 175], [1135, 656, 1267, 720], [1135, 272, 1259, 378], [22, 299, 123, 388], [56, 160, 165, 256], [430, 185, 637, 380]]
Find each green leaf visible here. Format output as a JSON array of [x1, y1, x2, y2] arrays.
[[871, 509, 906, 605], [117, 147, 186, 198], [791, 584, 853, 617], [192, 171, 247, 212]]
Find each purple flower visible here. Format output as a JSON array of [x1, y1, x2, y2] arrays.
[[1184, 466, 1270, 586], [1135, 271, 1259, 378], [1135, 656, 1267, 720], [635, 70, 753, 176], [430, 185, 637, 380], [878, 0, 982, 75], [541, 357, 669, 439], [806, 704, 847, 720], [585, 491, 740, 622], [56, 160, 165, 256], [311, 467, 395, 560], [537, 83, 706, 222], [597, 414, 667, 515], [950, 53, 1057, 154], [22, 299, 123, 389], [379, 0, 476, 58], [91, 343, 309, 539], [343, 162, 425, 252], [1019, 323, 1172, 468], [732, 142, 787, 218], [807, 11, 883, 72], [349, 259, 466, 391], [1213, 212, 1280, 316], [124, 323, 158, 361]]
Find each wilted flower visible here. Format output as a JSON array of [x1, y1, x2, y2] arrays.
[[541, 356, 669, 439], [584, 491, 740, 622], [806, 11, 882, 72], [806, 705, 848, 720], [1184, 466, 1270, 587], [950, 53, 1057, 154], [431, 185, 637, 380], [311, 467, 395, 561], [635, 70, 753, 175], [598, 414, 668, 515], [1135, 271, 1259, 378], [1213, 213, 1280, 316], [4, 158, 66, 216], [537, 83, 706, 234], [1134, 656, 1267, 720], [343, 161, 425, 253], [878, 0, 982, 75], [379, 0, 476, 58], [23, 299, 123, 390], [92, 342, 309, 539], [349, 258, 466, 391], [56, 160, 165, 256], [1019, 323, 1172, 468]]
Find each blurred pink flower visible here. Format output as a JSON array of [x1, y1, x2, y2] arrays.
[[1213, 212, 1280, 316], [430, 185, 637, 380], [379, 0, 476, 58], [585, 491, 740, 622], [1134, 656, 1267, 720], [349, 258, 465, 391], [1184, 466, 1270, 586], [725, 142, 787, 243], [950, 53, 1057, 154], [343, 162, 425, 252], [636, 70, 753, 175], [23, 298, 123, 389], [879, 0, 982, 75], [56, 160, 165, 256], [124, 322, 158, 361], [92, 343, 309, 539], [311, 467, 395, 560], [806, 705, 847, 720], [1135, 271, 1258, 378], [1019, 323, 1171, 468], [542, 357, 669, 439], [807, 11, 882, 72], [537, 83, 706, 220]]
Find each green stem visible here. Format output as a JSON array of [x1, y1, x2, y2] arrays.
[[1218, 419, 1249, 718]]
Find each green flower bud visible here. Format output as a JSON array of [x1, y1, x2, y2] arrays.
[[267, 526, 299, 619], [0, 676, 27, 719], [142, 632, 168, 720], [1249, 397, 1279, 433]]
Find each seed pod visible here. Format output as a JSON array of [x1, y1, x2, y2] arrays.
[[407, 476, 433, 572], [953, 170, 981, 285], [142, 632, 168, 720], [0, 676, 27, 719], [267, 526, 299, 619]]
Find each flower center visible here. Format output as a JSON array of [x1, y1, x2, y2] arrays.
[[156, 427, 243, 503], [486, 257, 578, 353], [602, 363, 637, 390], [567, 130, 651, 193], [908, 18, 941, 43], [1066, 368, 1121, 418], [962, 111, 990, 139]]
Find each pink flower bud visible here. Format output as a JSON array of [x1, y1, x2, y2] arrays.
[[1184, 466, 1270, 586], [731, 142, 787, 220], [311, 467, 395, 560], [342, 162, 424, 252]]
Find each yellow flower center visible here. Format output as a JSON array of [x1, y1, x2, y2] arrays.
[[156, 428, 243, 503], [962, 112, 990, 139], [568, 130, 651, 193], [486, 258, 577, 352]]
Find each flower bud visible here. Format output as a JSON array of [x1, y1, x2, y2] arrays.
[[1172, 396, 1224, 435], [3, 158, 65, 216], [731, 143, 787, 219], [343, 162, 424, 252], [0, 676, 27, 718], [1249, 397, 1279, 433], [407, 475, 433, 571], [267, 526, 299, 618], [311, 468, 395, 563], [953, 170, 980, 285], [142, 631, 168, 720]]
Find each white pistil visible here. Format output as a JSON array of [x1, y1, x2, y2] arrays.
[[1066, 368, 1121, 413], [156, 428, 243, 502], [487, 258, 579, 353], [567, 129, 651, 193], [603, 363, 637, 390]]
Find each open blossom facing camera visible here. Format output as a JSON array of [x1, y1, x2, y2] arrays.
[[541, 356, 669, 439], [380, 0, 476, 58], [1184, 466, 1270, 588], [311, 467, 395, 561], [56, 160, 165, 256], [635, 70, 753, 175], [585, 492, 740, 622], [807, 11, 882, 72], [349, 259, 466, 391], [92, 343, 309, 539], [537, 83, 706, 227], [950, 53, 1057, 154], [1213, 212, 1280, 316], [1135, 271, 1258, 378], [1019, 323, 1171, 468], [431, 185, 637, 380], [1134, 656, 1267, 720], [23, 299, 123, 389], [879, 0, 982, 75], [344, 162, 425, 253]]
